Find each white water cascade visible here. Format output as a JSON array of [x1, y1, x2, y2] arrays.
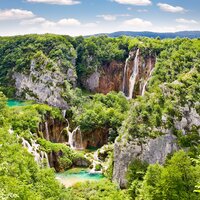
[[45, 121, 50, 141], [141, 60, 154, 96], [22, 137, 49, 167], [62, 110, 67, 118], [122, 55, 131, 94], [90, 151, 102, 174], [65, 119, 84, 150], [128, 49, 140, 99]]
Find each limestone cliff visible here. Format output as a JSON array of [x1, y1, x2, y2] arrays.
[[81, 49, 156, 97], [112, 101, 200, 188], [13, 58, 76, 109], [112, 134, 179, 188]]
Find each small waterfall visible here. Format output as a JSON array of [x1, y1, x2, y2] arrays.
[[90, 151, 102, 174], [141, 59, 154, 96], [21, 137, 49, 167], [128, 49, 140, 99], [62, 110, 67, 118], [65, 119, 84, 150], [122, 55, 131, 94], [45, 121, 50, 141]]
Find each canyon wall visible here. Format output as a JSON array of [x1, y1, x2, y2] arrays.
[[82, 49, 156, 98]]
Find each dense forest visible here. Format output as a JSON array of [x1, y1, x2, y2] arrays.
[[0, 34, 200, 200]]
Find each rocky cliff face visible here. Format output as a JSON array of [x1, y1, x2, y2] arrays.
[[39, 111, 109, 147], [82, 61, 124, 94], [113, 134, 179, 188], [82, 49, 156, 97], [13, 59, 76, 109], [39, 117, 67, 143], [12, 49, 155, 107], [38, 117, 107, 170], [112, 101, 200, 188], [123, 50, 156, 97], [81, 128, 109, 149]]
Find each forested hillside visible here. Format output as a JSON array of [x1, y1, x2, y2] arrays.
[[0, 34, 199, 200]]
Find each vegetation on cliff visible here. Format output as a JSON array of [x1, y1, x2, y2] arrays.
[[0, 35, 200, 199]]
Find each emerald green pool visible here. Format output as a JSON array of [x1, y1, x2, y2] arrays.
[[7, 100, 25, 107], [56, 169, 104, 187]]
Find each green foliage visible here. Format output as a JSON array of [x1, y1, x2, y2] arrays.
[[127, 159, 148, 198], [76, 35, 128, 77], [118, 38, 200, 154], [73, 92, 129, 139], [38, 138, 85, 170], [137, 151, 200, 200], [3, 103, 63, 135], [0, 128, 67, 200], [0, 34, 77, 97], [104, 151, 114, 180], [65, 180, 130, 200], [127, 159, 149, 185]]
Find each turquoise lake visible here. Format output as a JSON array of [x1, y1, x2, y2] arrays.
[[56, 169, 104, 187], [7, 100, 33, 107]]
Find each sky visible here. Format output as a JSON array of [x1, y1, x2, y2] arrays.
[[0, 0, 199, 36]]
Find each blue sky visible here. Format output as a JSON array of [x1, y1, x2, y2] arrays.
[[0, 0, 199, 36]]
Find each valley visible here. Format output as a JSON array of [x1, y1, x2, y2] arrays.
[[0, 34, 199, 200]]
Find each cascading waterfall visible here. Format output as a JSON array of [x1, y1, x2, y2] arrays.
[[22, 137, 49, 167], [128, 49, 140, 99], [90, 151, 102, 174], [122, 55, 131, 94], [141, 59, 154, 96], [65, 119, 84, 150]]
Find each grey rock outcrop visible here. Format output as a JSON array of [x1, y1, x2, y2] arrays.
[[112, 134, 179, 188], [13, 59, 76, 109], [84, 71, 100, 92], [174, 105, 200, 135]]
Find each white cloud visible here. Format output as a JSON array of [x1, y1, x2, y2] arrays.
[[20, 17, 81, 27], [176, 18, 198, 24], [26, 0, 80, 5], [20, 17, 46, 25], [58, 18, 81, 26], [157, 3, 186, 13], [113, 0, 151, 6], [97, 14, 130, 21], [124, 18, 152, 27], [0, 9, 35, 20]]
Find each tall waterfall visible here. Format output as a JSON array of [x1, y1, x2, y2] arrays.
[[122, 55, 131, 94], [65, 119, 84, 150], [22, 138, 49, 167], [141, 59, 154, 96], [128, 49, 140, 99]]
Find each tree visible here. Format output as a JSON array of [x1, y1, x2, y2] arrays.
[[137, 151, 200, 200]]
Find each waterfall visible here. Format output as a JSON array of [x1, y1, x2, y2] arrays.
[[90, 151, 102, 174], [21, 137, 49, 167], [128, 49, 140, 99], [65, 119, 83, 150], [62, 110, 66, 118], [122, 55, 131, 94], [45, 121, 50, 141], [141, 59, 154, 96]]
